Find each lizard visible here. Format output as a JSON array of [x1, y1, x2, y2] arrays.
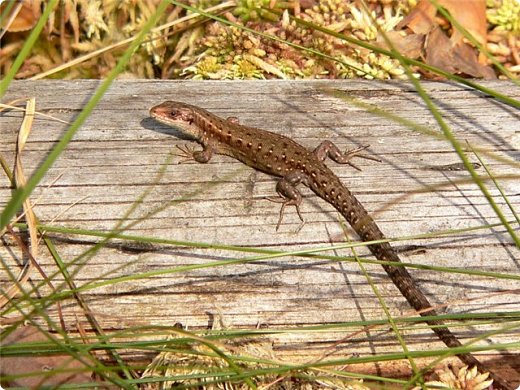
[[150, 101, 511, 389]]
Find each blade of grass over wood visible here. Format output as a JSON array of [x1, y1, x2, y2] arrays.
[[6, 203, 519, 324], [3, 314, 517, 352], [43, 235, 135, 384], [9, 233, 518, 314], [23, 217, 518, 257], [468, 143, 520, 226], [0, 0, 171, 230], [5, 218, 517, 313], [16, 310, 515, 341], [0, 0, 59, 96], [25, 222, 520, 281]]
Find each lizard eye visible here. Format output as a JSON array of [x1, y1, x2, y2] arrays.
[[170, 109, 179, 118]]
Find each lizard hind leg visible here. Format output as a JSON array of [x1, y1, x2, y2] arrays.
[[266, 173, 306, 230], [313, 141, 381, 171]]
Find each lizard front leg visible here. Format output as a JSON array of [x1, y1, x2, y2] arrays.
[[174, 143, 214, 163], [267, 171, 310, 230], [313, 141, 380, 171]]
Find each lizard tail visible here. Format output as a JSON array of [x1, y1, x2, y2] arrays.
[[330, 186, 512, 389]]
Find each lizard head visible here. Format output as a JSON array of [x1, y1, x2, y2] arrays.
[[150, 101, 200, 138]]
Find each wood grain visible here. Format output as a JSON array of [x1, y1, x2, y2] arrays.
[[1, 80, 519, 381]]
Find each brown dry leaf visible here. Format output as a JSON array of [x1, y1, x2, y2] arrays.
[[398, 0, 487, 45], [396, 0, 437, 34], [451, 40, 496, 79], [1, 325, 93, 387], [398, 0, 493, 78], [424, 26, 461, 75], [425, 26, 495, 79], [0, 0, 41, 32], [376, 31, 425, 59], [438, 0, 487, 45]]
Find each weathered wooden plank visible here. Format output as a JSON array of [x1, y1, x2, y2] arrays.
[[1, 80, 519, 381]]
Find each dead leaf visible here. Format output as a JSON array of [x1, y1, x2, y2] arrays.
[[437, 0, 487, 45], [451, 40, 496, 79], [0, 0, 41, 32], [425, 26, 495, 79], [398, 0, 493, 78], [376, 31, 425, 59], [398, 0, 487, 46], [396, 0, 437, 34]]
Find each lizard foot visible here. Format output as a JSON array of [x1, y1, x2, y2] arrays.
[[173, 144, 197, 164], [342, 145, 382, 171], [265, 196, 304, 231]]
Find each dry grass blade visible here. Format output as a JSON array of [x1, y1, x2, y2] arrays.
[[0, 98, 38, 309], [0, 101, 71, 124], [14, 97, 38, 258], [1, 99, 67, 328]]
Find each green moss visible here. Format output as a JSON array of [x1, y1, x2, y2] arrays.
[[160, 1, 416, 80], [233, 0, 280, 22], [487, 0, 520, 32], [231, 57, 265, 79], [182, 56, 229, 79]]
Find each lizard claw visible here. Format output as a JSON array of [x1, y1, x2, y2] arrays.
[[173, 144, 197, 163], [347, 161, 362, 171], [344, 145, 382, 165]]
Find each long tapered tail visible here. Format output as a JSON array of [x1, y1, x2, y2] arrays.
[[323, 182, 512, 389]]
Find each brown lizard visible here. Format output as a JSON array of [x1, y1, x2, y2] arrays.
[[150, 101, 511, 389]]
